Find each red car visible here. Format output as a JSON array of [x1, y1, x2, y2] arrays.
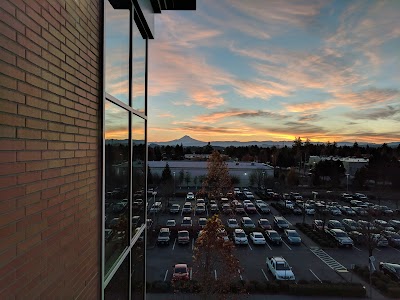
[[172, 264, 190, 281]]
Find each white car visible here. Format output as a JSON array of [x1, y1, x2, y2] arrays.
[[249, 232, 266, 245], [245, 191, 255, 199], [166, 219, 176, 227], [241, 217, 256, 228], [243, 200, 252, 207], [227, 218, 239, 229], [255, 199, 266, 207], [233, 229, 248, 245], [186, 192, 195, 200]]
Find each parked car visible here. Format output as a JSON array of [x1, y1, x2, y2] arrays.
[[304, 204, 315, 215], [172, 264, 190, 281], [312, 219, 324, 231], [374, 219, 389, 230], [340, 206, 356, 216], [249, 232, 266, 245], [341, 193, 353, 202], [342, 219, 361, 232], [210, 204, 219, 213], [326, 229, 354, 247], [181, 217, 192, 227], [217, 228, 229, 242], [186, 192, 195, 201], [169, 204, 180, 214], [273, 216, 290, 231], [195, 203, 206, 215], [379, 263, 400, 281], [235, 203, 246, 214], [258, 219, 272, 230], [227, 218, 240, 229], [327, 220, 345, 231], [241, 217, 256, 228], [371, 233, 389, 247], [177, 230, 190, 244], [222, 204, 233, 214], [166, 219, 176, 228], [265, 230, 282, 245], [198, 218, 207, 229], [292, 206, 302, 215], [283, 229, 301, 245], [352, 206, 368, 216], [233, 229, 248, 245], [266, 256, 295, 281], [357, 220, 377, 232], [348, 231, 365, 245], [330, 206, 342, 216], [388, 220, 400, 230], [381, 230, 400, 247], [353, 193, 368, 201], [157, 228, 170, 245], [379, 205, 394, 216], [182, 202, 192, 214], [245, 203, 257, 214], [258, 203, 271, 214]]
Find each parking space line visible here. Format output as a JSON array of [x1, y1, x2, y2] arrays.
[[206, 207, 209, 217], [256, 210, 261, 216], [374, 247, 381, 252], [172, 238, 177, 251], [309, 269, 322, 283], [265, 242, 272, 250], [391, 247, 400, 253], [238, 269, 243, 281], [214, 270, 217, 280], [192, 238, 195, 250], [163, 270, 168, 281], [261, 269, 269, 281], [190, 268, 193, 280], [180, 209, 183, 216], [247, 243, 253, 251], [353, 246, 362, 252], [283, 240, 292, 250]]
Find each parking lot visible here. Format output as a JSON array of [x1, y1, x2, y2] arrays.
[[146, 189, 400, 284]]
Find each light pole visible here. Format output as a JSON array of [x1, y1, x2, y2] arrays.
[[173, 172, 176, 201], [262, 171, 265, 193], [244, 173, 247, 188], [345, 173, 349, 192]]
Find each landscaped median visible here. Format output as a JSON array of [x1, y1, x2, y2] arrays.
[[295, 222, 337, 248], [147, 280, 367, 297], [352, 265, 400, 298]]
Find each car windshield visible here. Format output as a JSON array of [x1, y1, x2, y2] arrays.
[[254, 233, 263, 238], [288, 231, 299, 237], [178, 232, 188, 237], [175, 267, 187, 274], [269, 232, 279, 238], [159, 232, 169, 237], [335, 232, 348, 238], [229, 220, 237, 224], [276, 263, 291, 271], [236, 232, 245, 238], [260, 220, 269, 225], [166, 221, 174, 225], [199, 220, 206, 225], [278, 220, 287, 224], [245, 219, 253, 224]]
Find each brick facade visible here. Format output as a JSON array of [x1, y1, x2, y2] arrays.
[[0, 0, 101, 298]]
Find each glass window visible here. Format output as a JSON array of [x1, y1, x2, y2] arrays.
[[131, 15, 146, 113], [105, 1, 130, 104], [131, 240, 145, 299], [132, 115, 146, 238], [105, 255, 130, 299], [105, 101, 130, 275]]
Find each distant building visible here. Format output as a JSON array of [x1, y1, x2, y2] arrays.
[[308, 156, 369, 177], [148, 161, 274, 186]]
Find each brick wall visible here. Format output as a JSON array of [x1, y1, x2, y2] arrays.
[[0, 0, 101, 298]]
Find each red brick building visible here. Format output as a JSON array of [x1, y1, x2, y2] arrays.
[[0, 1, 195, 298]]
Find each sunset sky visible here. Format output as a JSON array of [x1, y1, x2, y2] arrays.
[[146, 0, 400, 143]]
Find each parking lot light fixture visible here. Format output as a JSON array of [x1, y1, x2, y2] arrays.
[[173, 172, 176, 201], [345, 173, 349, 192]]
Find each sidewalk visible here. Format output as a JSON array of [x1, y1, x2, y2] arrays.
[[147, 294, 379, 300]]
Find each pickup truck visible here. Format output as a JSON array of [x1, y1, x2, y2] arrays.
[[266, 256, 295, 281]]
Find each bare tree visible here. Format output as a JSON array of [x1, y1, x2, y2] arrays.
[[193, 215, 241, 298]]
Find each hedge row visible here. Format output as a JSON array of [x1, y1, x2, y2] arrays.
[[271, 202, 293, 215], [296, 223, 337, 248], [353, 265, 400, 298], [147, 280, 366, 297]]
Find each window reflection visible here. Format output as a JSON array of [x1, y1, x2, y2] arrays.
[[132, 115, 146, 238], [131, 239, 145, 299], [105, 255, 129, 300], [105, 101, 130, 275], [132, 18, 146, 113], [105, 1, 130, 104]]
